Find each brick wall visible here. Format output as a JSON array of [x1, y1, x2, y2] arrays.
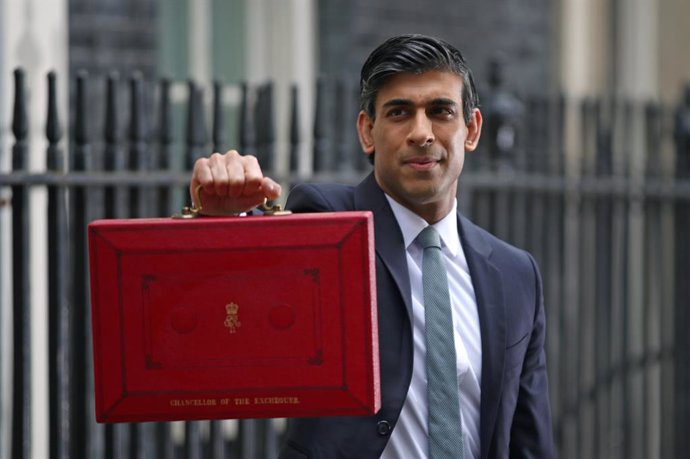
[[69, 0, 157, 80], [318, 0, 552, 98], [67, 0, 158, 145]]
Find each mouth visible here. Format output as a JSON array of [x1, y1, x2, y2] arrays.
[[403, 156, 440, 171]]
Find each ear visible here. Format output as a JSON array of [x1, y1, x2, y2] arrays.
[[464, 108, 483, 152], [357, 111, 376, 156]]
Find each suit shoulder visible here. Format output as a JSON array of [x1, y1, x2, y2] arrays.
[[461, 215, 538, 274], [285, 182, 356, 212], [462, 217, 544, 320]]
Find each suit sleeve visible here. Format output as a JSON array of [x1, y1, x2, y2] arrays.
[[285, 184, 345, 213], [509, 253, 555, 458]]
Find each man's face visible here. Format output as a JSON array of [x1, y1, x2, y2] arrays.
[[357, 70, 482, 223]]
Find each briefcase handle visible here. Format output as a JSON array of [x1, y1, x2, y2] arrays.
[[173, 185, 292, 219]]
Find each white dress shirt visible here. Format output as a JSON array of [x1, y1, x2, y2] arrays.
[[380, 196, 482, 459]]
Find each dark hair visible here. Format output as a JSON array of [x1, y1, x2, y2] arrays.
[[359, 34, 480, 125]]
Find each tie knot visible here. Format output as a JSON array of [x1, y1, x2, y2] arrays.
[[417, 226, 441, 249]]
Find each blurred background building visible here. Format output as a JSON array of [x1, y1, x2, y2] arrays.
[[1, 0, 689, 458]]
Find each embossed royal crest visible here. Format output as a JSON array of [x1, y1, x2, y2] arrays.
[[224, 302, 241, 333]]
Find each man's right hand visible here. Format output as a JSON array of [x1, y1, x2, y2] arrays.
[[190, 150, 282, 216]]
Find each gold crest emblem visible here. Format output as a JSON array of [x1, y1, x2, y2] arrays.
[[224, 302, 241, 333]]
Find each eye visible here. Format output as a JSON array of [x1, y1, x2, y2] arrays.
[[429, 106, 456, 118], [386, 107, 408, 118]]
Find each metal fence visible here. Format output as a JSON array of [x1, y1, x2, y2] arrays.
[[1, 68, 689, 459]]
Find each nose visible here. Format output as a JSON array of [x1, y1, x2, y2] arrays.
[[407, 112, 434, 148]]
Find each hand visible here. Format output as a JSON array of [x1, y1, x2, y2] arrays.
[[190, 150, 282, 216]]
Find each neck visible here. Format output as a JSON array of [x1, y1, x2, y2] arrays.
[[387, 194, 455, 225]]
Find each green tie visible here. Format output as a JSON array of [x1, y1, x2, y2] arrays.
[[418, 226, 464, 459]]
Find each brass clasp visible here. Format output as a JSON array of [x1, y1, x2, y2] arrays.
[[258, 198, 292, 216], [172, 185, 204, 219]]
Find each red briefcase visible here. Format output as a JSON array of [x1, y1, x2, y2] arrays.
[[88, 210, 379, 423]]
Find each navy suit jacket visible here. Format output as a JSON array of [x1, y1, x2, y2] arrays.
[[278, 174, 554, 459]]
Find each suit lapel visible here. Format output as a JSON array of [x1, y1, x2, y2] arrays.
[[353, 174, 413, 320], [458, 215, 506, 459]]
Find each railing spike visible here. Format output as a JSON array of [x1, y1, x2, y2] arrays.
[[12, 68, 28, 142], [10, 65, 31, 459], [213, 79, 226, 152], [129, 71, 146, 144], [159, 77, 174, 146], [105, 71, 120, 144], [239, 82, 255, 154], [262, 83, 275, 170], [312, 77, 330, 172], [185, 80, 207, 169], [75, 70, 90, 146], [46, 71, 63, 146], [254, 84, 266, 164], [289, 84, 301, 174]]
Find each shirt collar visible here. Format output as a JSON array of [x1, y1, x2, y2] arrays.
[[384, 194, 460, 257]]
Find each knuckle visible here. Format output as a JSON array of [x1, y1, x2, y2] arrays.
[[194, 157, 209, 169], [244, 154, 259, 165]]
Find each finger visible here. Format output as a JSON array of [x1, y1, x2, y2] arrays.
[[260, 177, 282, 200], [237, 155, 266, 197], [208, 152, 231, 196], [190, 157, 212, 205]]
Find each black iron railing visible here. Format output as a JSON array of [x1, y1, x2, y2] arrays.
[[1, 68, 690, 459]]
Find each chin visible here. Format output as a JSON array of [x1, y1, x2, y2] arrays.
[[403, 187, 441, 204]]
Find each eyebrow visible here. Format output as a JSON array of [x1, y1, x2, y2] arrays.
[[381, 98, 458, 108], [429, 98, 458, 107], [381, 98, 414, 108]]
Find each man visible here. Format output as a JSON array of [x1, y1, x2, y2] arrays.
[[191, 34, 554, 459]]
